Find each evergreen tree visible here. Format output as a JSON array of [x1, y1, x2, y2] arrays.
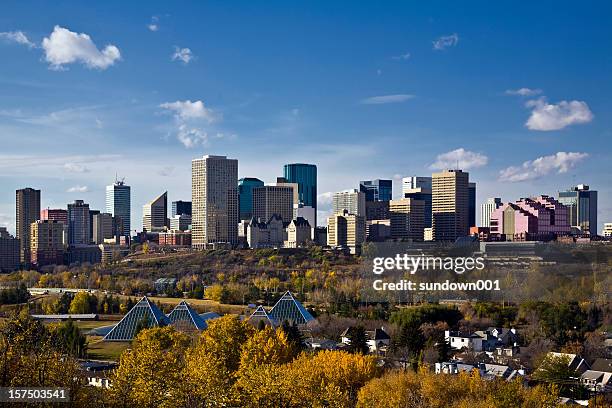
[[347, 326, 369, 354]]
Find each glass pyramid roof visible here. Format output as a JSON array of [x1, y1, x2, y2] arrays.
[[104, 296, 169, 341], [268, 291, 315, 326], [248, 305, 277, 326], [167, 301, 208, 330]]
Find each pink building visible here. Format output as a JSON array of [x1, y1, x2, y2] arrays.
[[490, 196, 569, 241], [41, 208, 68, 225]]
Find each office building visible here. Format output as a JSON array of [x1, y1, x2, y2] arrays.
[[327, 210, 366, 254], [490, 196, 570, 241], [170, 214, 192, 231], [106, 179, 131, 238], [88, 210, 100, 243], [332, 189, 366, 217], [389, 198, 425, 241], [283, 163, 317, 225], [480, 198, 502, 228], [16, 187, 40, 265], [367, 219, 391, 242], [468, 182, 476, 228], [192, 155, 238, 248], [253, 185, 294, 223], [171, 200, 192, 217], [158, 230, 192, 247], [360, 179, 392, 202], [0, 227, 20, 272], [285, 217, 312, 248], [365, 201, 390, 221], [275, 177, 300, 207], [558, 184, 598, 236], [143, 192, 169, 232], [30, 220, 64, 267], [402, 176, 432, 195], [404, 187, 432, 228], [93, 213, 114, 244], [432, 170, 470, 241], [68, 200, 90, 246], [238, 178, 264, 220], [41, 208, 69, 246], [293, 204, 316, 232]]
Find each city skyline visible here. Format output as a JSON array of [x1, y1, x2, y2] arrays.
[[1, 1, 611, 233]]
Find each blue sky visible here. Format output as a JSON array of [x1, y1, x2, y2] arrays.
[[1, 1, 611, 233]]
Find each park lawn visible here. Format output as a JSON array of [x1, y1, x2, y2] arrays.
[[87, 336, 130, 361], [115, 294, 247, 315]]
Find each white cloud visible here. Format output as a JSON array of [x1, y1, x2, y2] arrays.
[[433, 33, 459, 50], [361, 94, 415, 104], [0, 31, 35, 48], [148, 16, 159, 32], [66, 185, 89, 193], [159, 100, 218, 122], [499, 152, 589, 182], [429, 148, 488, 170], [63, 162, 90, 173], [317, 192, 334, 208], [505, 87, 542, 96], [42, 26, 121, 70], [171, 46, 193, 64], [525, 98, 593, 131], [176, 125, 208, 148], [158, 166, 174, 177], [392, 52, 411, 60]]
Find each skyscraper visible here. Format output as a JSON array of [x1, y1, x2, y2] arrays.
[[359, 179, 392, 202], [432, 169, 470, 241], [238, 178, 264, 220], [283, 163, 317, 225], [327, 210, 365, 254], [143, 192, 169, 232], [30, 220, 64, 267], [389, 198, 425, 241], [480, 197, 502, 227], [402, 176, 432, 195], [41, 208, 68, 245], [558, 184, 598, 235], [171, 200, 192, 217], [192, 155, 238, 248], [68, 200, 90, 245], [252, 185, 294, 223], [404, 187, 432, 229], [93, 213, 115, 244], [468, 182, 476, 228], [332, 189, 366, 217], [16, 187, 40, 265], [0, 227, 20, 272], [106, 179, 131, 238]]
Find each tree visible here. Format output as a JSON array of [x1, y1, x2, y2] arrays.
[[533, 354, 589, 399], [346, 326, 369, 355], [52, 319, 87, 358], [281, 320, 304, 353], [68, 291, 92, 314]]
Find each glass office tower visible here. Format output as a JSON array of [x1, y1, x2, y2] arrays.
[[283, 163, 317, 225]]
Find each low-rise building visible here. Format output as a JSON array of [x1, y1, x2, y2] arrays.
[[158, 230, 192, 246], [247, 214, 287, 248]]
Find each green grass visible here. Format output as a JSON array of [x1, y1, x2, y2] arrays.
[[87, 336, 130, 361]]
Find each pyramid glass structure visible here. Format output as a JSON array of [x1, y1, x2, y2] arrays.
[[268, 291, 315, 326], [248, 305, 277, 327], [167, 301, 208, 331], [104, 296, 169, 341]]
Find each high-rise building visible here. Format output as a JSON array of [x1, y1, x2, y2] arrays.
[[41, 208, 69, 246], [327, 210, 366, 254], [238, 178, 264, 220], [558, 184, 598, 235], [16, 187, 40, 265], [253, 185, 294, 223], [106, 179, 131, 238], [0, 227, 20, 272], [365, 201, 390, 221], [402, 176, 432, 195], [171, 200, 192, 217], [389, 198, 425, 241], [30, 220, 64, 267], [192, 155, 238, 249], [294, 203, 316, 231], [332, 189, 366, 217], [92, 213, 115, 244], [404, 187, 432, 228], [468, 182, 476, 228], [88, 209, 100, 243], [143, 192, 169, 232], [68, 200, 90, 245], [170, 214, 192, 231], [480, 198, 502, 228], [432, 169, 470, 241], [360, 179, 392, 202], [283, 163, 317, 224]]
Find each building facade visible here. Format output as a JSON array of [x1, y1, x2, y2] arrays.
[[327, 210, 366, 254], [432, 170, 470, 241], [106, 180, 131, 238], [192, 155, 238, 249], [170, 214, 192, 231], [468, 182, 476, 228], [558, 184, 598, 235], [30, 220, 64, 267], [285, 217, 312, 248], [92, 213, 115, 244], [389, 198, 425, 241], [16, 187, 41, 265], [68, 200, 90, 246], [143, 192, 168, 232], [480, 197, 502, 228], [332, 189, 366, 217], [0, 227, 20, 272], [402, 176, 432, 195], [252, 185, 294, 224], [283, 163, 317, 225], [238, 178, 264, 220], [359, 179, 392, 202], [404, 187, 432, 228], [171, 200, 192, 217]]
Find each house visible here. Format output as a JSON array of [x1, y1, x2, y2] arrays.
[[80, 360, 117, 388], [486, 327, 518, 346], [341, 327, 391, 354], [445, 330, 497, 352], [435, 361, 522, 381], [304, 338, 338, 350], [545, 352, 590, 374], [580, 358, 612, 394]]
